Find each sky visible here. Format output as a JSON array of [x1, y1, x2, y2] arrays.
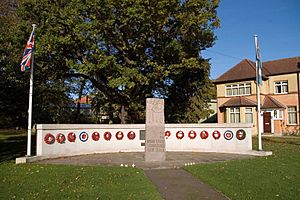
[[202, 0, 300, 79]]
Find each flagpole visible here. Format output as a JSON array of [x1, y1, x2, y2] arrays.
[[26, 24, 36, 156], [256, 77, 262, 150], [254, 34, 262, 151]]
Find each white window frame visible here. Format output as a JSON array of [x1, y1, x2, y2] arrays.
[[274, 81, 288, 94], [225, 83, 251, 97], [245, 107, 253, 123], [273, 110, 283, 120], [229, 107, 240, 123], [287, 106, 297, 125]]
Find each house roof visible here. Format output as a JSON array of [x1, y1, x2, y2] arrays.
[[261, 95, 286, 109], [263, 57, 300, 76], [220, 95, 286, 110], [214, 56, 300, 84], [75, 96, 92, 104], [220, 96, 257, 108]]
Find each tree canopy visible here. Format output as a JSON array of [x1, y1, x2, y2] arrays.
[[1, 0, 219, 126]]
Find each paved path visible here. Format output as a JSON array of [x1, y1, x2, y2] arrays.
[[37, 152, 253, 169], [37, 152, 253, 200], [145, 169, 228, 200]]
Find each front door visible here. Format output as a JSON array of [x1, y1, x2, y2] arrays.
[[263, 112, 271, 133]]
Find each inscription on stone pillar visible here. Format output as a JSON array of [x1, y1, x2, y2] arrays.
[[145, 98, 166, 162]]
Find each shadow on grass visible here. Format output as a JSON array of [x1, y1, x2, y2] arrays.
[[0, 135, 36, 163], [261, 136, 300, 145]]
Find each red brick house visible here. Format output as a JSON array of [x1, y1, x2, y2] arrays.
[[214, 57, 300, 135]]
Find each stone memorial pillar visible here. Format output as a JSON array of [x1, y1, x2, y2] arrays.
[[145, 98, 166, 162]]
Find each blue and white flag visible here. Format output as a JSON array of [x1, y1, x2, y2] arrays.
[[255, 36, 262, 86]]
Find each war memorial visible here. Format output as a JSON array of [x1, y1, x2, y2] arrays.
[[17, 98, 270, 166]]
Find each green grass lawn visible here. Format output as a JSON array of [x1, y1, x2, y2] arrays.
[[0, 130, 161, 200], [0, 163, 161, 200], [1, 129, 299, 200], [185, 137, 300, 200], [0, 129, 33, 162]]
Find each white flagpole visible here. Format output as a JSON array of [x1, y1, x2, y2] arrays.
[[256, 78, 262, 150], [254, 34, 262, 151], [26, 24, 36, 156]]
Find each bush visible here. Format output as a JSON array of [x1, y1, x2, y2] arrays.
[[282, 126, 300, 136]]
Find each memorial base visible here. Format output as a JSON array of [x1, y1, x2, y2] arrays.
[[145, 152, 166, 162]]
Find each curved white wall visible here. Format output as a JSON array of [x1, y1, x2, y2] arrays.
[[37, 123, 252, 157]]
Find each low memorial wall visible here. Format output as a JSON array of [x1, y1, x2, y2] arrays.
[[37, 123, 252, 157]]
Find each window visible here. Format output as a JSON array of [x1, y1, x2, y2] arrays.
[[274, 81, 288, 94], [226, 83, 251, 96], [245, 108, 253, 123], [288, 107, 297, 124], [274, 110, 283, 119], [229, 108, 240, 123]]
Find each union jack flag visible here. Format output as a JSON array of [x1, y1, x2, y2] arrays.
[[21, 30, 35, 72]]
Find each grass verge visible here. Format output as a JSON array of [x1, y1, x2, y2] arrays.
[[0, 163, 161, 200], [0, 129, 33, 163], [0, 130, 161, 200], [185, 137, 300, 200]]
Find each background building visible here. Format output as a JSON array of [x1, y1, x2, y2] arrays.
[[214, 57, 300, 135]]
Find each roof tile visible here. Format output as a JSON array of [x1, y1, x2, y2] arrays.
[[261, 95, 286, 109], [214, 56, 300, 84], [220, 96, 257, 108]]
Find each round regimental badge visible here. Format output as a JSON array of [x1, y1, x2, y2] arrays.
[[56, 133, 66, 144], [176, 131, 184, 139], [104, 132, 112, 141], [200, 130, 209, 139], [92, 132, 100, 141], [67, 132, 76, 142], [44, 133, 55, 144], [127, 131, 136, 140], [165, 130, 171, 138], [224, 130, 234, 140], [188, 130, 197, 139], [79, 131, 89, 142], [116, 131, 124, 140], [236, 129, 246, 140], [212, 130, 221, 140]]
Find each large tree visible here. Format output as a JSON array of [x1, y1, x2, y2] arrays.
[[14, 0, 219, 123], [0, 0, 28, 127], [0, 0, 77, 127]]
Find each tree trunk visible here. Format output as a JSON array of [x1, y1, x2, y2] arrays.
[[76, 79, 86, 122], [119, 104, 127, 124]]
